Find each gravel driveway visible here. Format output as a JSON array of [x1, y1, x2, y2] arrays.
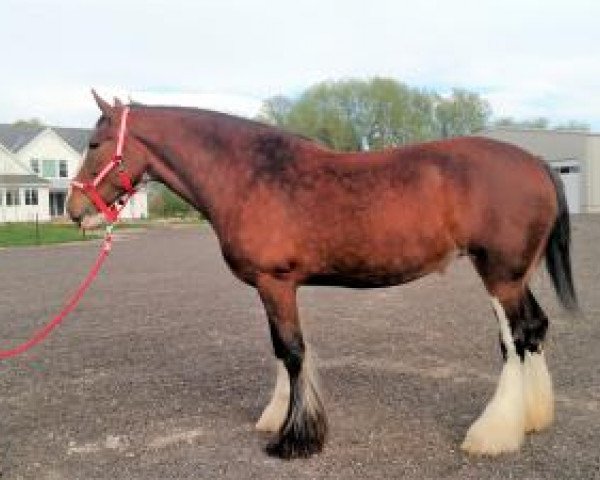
[[0, 217, 598, 479]]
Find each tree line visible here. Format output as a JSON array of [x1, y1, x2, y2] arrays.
[[258, 78, 589, 151]]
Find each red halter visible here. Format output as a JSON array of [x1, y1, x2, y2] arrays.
[[71, 107, 136, 223]]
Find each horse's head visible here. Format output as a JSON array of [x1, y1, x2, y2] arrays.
[[67, 91, 149, 229]]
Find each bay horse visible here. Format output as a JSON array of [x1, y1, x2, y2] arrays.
[[67, 92, 578, 459]]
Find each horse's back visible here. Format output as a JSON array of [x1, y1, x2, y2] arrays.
[[306, 136, 557, 245]]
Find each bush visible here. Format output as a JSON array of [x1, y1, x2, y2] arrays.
[[148, 183, 198, 219]]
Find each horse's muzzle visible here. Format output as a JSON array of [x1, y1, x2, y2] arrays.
[[67, 192, 104, 229]]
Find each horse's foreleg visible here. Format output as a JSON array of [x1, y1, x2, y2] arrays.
[[257, 276, 327, 459], [256, 360, 290, 432]]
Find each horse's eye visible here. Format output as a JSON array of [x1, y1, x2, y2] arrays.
[[89, 142, 100, 149]]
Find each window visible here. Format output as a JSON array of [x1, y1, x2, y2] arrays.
[[42, 159, 56, 178], [6, 189, 20, 206], [30, 158, 40, 174], [59, 160, 68, 178], [553, 165, 580, 174], [0, 190, 3, 205], [25, 188, 38, 205]]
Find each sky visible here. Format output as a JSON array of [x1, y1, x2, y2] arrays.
[[1, 0, 599, 130]]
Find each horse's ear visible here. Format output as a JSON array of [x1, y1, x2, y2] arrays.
[[114, 97, 124, 108], [91, 89, 112, 116]]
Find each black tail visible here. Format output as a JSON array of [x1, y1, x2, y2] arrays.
[[543, 166, 579, 311]]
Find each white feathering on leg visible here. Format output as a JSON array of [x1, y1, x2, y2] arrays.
[[298, 346, 323, 417], [256, 361, 290, 432], [461, 355, 525, 455], [462, 297, 526, 455], [523, 350, 554, 433]]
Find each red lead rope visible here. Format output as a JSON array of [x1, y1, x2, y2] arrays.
[[1, 107, 133, 360], [0, 229, 113, 360]]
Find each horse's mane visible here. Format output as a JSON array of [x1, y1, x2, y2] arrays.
[[129, 103, 319, 146]]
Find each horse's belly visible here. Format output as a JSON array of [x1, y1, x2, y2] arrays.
[[303, 241, 460, 289], [304, 271, 426, 289]]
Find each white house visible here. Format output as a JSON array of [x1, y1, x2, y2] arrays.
[[0, 123, 148, 222], [0, 141, 50, 222]]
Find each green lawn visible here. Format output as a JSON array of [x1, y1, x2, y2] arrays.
[[0, 222, 100, 247], [0, 219, 203, 248]]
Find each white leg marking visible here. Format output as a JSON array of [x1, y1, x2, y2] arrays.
[[296, 346, 323, 418], [462, 297, 526, 455], [492, 298, 516, 357], [256, 360, 290, 432], [523, 350, 554, 433]]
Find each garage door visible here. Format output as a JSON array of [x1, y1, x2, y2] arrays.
[[551, 160, 581, 214]]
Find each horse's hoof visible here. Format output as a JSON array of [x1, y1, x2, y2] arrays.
[[265, 433, 323, 459], [461, 410, 525, 456]]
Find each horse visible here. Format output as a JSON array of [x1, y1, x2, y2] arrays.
[[67, 92, 578, 459]]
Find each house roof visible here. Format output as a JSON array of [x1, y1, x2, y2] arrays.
[[0, 174, 50, 186], [53, 127, 92, 154], [0, 124, 44, 152], [0, 124, 92, 154], [485, 127, 600, 138]]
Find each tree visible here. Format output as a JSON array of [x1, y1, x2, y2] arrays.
[[263, 78, 438, 151], [148, 183, 197, 218], [284, 80, 367, 150], [354, 78, 437, 149], [258, 95, 293, 126], [435, 89, 491, 138], [259, 79, 491, 151], [12, 118, 44, 127]]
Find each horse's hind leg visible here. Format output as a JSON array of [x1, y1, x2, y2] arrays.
[[462, 280, 553, 455], [521, 289, 553, 433], [462, 291, 526, 455], [256, 275, 327, 459]]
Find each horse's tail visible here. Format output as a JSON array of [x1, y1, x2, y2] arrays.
[[543, 164, 579, 312]]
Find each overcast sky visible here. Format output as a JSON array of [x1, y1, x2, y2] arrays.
[[1, 0, 599, 129]]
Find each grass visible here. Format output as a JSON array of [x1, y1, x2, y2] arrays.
[[0, 217, 204, 248], [0, 222, 100, 247]]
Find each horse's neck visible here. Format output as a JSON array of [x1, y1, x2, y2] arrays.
[[139, 111, 250, 226]]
